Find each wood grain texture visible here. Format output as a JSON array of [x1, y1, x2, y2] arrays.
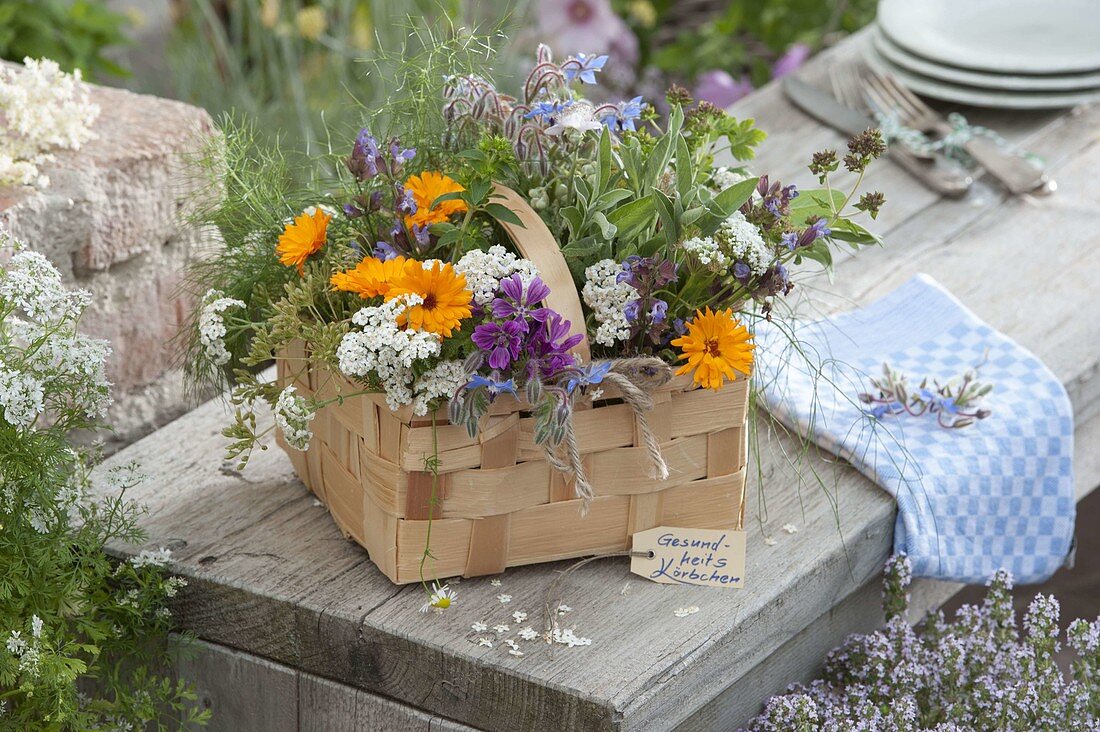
[[90, 29, 1100, 732]]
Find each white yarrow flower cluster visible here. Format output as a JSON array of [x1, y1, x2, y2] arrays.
[[0, 57, 100, 188], [130, 547, 172, 569], [710, 166, 752, 191], [337, 295, 441, 411], [274, 385, 315, 451], [412, 359, 466, 417], [717, 211, 771, 276], [582, 259, 634, 346], [681, 235, 729, 269], [198, 289, 245, 366], [455, 245, 540, 306]]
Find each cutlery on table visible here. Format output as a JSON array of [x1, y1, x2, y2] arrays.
[[783, 76, 973, 198], [861, 68, 1054, 195]]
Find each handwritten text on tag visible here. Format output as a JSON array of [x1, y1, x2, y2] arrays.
[[630, 526, 746, 588]]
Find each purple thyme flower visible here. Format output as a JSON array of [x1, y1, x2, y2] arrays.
[[563, 52, 608, 84], [491, 275, 553, 324], [472, 320, 526, 371]]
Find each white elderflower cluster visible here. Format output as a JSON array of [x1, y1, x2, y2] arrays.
[[412, 359, 466, 417], [337, 295, 442, 411], [681, 235, 729, 269], [198, 289, 245, 366], [274, 385, 315, 451], [0, 57, 100, 188], [582, 259, 634, 346], [455, 245, 540, 306], [0, 368, 44, 429], [717, 211, 771, 276], [710, 166, 752, 191], [130, 547, 172, 569]]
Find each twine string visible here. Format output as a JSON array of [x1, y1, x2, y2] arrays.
[[545, 357, 674, 512]]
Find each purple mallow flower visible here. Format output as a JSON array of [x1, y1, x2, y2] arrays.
[[563, 53, 608, 84], [491, 275, 553, 324], [527, 313, 583, 380], [472, 319, 526, 370], [772, 43, 811, 80], [694, 69, 754, 109]]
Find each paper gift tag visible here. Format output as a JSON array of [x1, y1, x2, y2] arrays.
[[630, 526, 746, 588]]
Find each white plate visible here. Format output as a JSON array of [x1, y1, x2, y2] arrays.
[[878, 0, 1100, 75], [863, 43, 1100, 110], [873, 26, 1100, 92]]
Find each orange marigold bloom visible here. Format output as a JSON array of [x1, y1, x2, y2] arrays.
[[277, 207, 332, 274], [403, 171, 468, 229], [386, 259, 473, 338], [330, 256, 408, 298], [671, 307, 754, 391]]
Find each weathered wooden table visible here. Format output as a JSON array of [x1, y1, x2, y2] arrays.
[[94, 33, 1100, 731]]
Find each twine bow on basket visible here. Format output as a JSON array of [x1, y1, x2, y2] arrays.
[[543, 357, 675, 509], [490, 184, 676, 509]]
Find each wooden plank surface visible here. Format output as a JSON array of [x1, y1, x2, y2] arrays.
[[91, 31, 1100, 732], [175, 637, 473, 731]]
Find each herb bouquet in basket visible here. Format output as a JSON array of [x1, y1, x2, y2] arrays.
[[186, 42, 884, 590]]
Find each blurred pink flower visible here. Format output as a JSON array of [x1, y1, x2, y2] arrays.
[[771, 43, 812, 79], [536, 0, 639, 65], [694, 70, 754, 108]]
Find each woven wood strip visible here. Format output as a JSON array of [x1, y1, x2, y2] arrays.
[[463, 514, 511, 577], [405, 471, 443, 520]]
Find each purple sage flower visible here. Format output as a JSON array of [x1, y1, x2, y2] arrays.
[[694, 70, 754, 109], [733, 262, 751, 281], [372, 241, 400, 261], [472, 320, 526, 371], [347, 128, 383, 180]]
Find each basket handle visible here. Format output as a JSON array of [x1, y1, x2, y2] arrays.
[[491, 184, 592, 362]]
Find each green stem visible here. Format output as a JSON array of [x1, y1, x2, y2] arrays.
[[418, 412, 441, 595]]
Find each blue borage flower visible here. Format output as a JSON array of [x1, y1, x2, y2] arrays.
[[466, 374, 518, 397], [524, 99, 574, 123], [600, 96, 647, 133], [565, 361, 612, 393], [562, 53, 608, 84]]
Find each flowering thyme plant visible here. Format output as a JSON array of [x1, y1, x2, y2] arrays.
[[859, 361, 993, 429], [744, 555, 1100, 731], [0, 231, 207, 728]]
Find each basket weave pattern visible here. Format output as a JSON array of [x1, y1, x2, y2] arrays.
[[276, 344, 748, 584]]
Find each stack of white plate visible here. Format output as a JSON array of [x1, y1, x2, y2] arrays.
[[867, 0, 1100, 109]]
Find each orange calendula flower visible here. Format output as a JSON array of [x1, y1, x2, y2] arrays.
[[330, 256, 408, 298], [403, 171, 468, 229], [671, 307, 754, 391], [277, 207, 332, 274], [386, 259, 473, 338]]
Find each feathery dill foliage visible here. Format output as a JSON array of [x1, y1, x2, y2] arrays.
[[0, 235, 208, 728]]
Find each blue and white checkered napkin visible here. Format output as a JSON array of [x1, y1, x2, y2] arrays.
[[755, 274, 1075, 584]]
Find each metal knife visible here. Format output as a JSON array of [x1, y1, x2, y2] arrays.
[[783, 77, 973, 198]]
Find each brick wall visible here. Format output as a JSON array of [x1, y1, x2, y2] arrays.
[[1, 75, 218, 449]]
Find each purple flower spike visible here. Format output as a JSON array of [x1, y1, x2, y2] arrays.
[[527, 313, 583, 380], [472, 320, 526, 371]]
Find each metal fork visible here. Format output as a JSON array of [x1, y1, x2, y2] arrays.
[[863, 68, 1052, 195], [830, 65, 972, 198]]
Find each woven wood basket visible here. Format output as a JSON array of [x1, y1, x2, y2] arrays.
[[274, 186, 749, 584]]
